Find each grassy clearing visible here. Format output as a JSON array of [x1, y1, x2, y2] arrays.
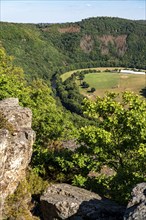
[[61, 68, 145, 99], [61, 70, 76, 82], [80, 72, 145, 99], [84, 72, 119, 89], [61, 67, 123, 82]]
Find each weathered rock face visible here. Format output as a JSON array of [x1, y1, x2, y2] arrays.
[[124, 182, 146, 220], [40, 183, 125, 220], [0, 98, 35, 209]]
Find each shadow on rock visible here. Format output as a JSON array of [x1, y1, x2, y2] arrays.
[[124, 182, 146, 220], [69, 198, 125, 220], [40, 183, 125, 220]]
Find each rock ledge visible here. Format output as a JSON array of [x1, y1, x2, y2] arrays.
[[41, 183, 125, 220], [0, 98, 35, 209]]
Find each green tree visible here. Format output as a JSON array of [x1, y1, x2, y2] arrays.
[[80, 92, 146, 172], [79, 72, 85, 85], [81, 81, 89, 88], [0, 48, 29, 102], [0, 49, 76, 142], [0, 48, 77, 176], [55, 92, 146, 203], [90, 87, 96, 92], [78, 92, 146, 201], [28, 79, 76, 145]]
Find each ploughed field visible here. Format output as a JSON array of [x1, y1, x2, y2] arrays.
[[61, 68, 145, 98]]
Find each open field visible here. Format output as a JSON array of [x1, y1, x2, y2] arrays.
[[61, 68, 146, 99], [61, 67, 123, 82], [79, 72, 145, 98]]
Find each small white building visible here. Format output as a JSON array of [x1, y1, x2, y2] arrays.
[[120, 70, 145, 75]]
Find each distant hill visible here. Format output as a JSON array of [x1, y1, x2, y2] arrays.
[[0, 17, 146, 80], [135, 20, 146, 24]]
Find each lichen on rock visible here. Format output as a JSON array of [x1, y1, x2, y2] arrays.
[[40, 183, 125, 220], [0, 98, 35, 216]]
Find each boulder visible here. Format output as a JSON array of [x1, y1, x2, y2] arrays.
[[124, 182, 146, 220], [0, 98, 35, 211], [40, 183, 125, 220]]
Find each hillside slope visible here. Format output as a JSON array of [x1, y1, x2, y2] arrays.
[[0, 17, 146, 80]]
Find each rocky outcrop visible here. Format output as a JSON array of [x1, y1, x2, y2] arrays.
[[124, 182, 146, 220], [97, 35, 127, 56], [0, 98, 35, 210], [80, 35, 94, 53], [40, 183, 125, 220]]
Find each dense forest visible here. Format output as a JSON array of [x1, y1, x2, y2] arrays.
[[0, 17, 146, 218], [0, 17, 146, 81]]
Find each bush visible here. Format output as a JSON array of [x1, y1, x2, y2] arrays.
[[81, 81, 90, 88], [90, 87, 96, 92]]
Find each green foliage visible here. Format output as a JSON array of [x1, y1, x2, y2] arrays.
[[4, 170, 47, 220], [81, 92, 146, 168], [1, 17, 146, 206], [0, 48, 28, 101], [90, 87, 96, 92], [0, 48, 77, 177], [72, 174, 87, 187], [0, 23, 64, 80], [26, 169, 48, 195], [32, 141, 74, 181], [4, 179, 39, 220], [62, 68, 145, 99], [56, 75, 84, 114], [78, 72, 85, 85], [0, 49, 75, 144], [81, 81, 89, 88], [54, 92, 146, 203], [0, 17, 146, 83], [79, 92, 146, 202], [27, 79, 76, 145]]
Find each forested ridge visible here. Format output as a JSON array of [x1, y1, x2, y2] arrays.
[[0, 17, 146, 218], [0, 17, 146, 81]]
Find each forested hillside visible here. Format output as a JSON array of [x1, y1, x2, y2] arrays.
[[0, 17, 146, 81], [0, 17, 146, 218]]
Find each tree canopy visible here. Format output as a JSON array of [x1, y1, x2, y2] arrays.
[[0, 37, 146, 204], [55, 92, 146, 203], [0, 48, 76, 175], [0, 17, 146, 82]]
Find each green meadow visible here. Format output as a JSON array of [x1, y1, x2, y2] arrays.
[[61, 67, 123, 82], [81, 72, 145, 98], [83, 72, 119, 89], [61, 67, 145, 98]]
